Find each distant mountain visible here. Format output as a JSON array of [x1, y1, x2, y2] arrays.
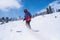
[[37, 0, 60, 14], [48, 0, 60, 12]]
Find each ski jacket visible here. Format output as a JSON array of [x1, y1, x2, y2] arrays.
[[24, 12, 32, 21]]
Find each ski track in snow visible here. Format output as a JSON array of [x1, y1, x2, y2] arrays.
[[0, 12, 60, 40]]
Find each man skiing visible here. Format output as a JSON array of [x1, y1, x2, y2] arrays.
[[23, 9, 32, 29]]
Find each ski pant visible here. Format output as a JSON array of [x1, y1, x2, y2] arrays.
[[26, 21, 31, 29]]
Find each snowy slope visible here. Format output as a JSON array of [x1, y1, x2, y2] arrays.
[[0, 12, 60, 40]]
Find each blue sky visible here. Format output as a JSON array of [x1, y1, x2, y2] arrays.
[[0, 0, 55, 18]]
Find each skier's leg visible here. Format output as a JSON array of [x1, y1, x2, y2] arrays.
[[28, 21, 31, 29], [26, 21, 31, 29]]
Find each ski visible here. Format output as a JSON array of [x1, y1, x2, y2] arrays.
[[28, 28, 39, 32], [16, 31, 22, 32], [31, 29, 39, 32]]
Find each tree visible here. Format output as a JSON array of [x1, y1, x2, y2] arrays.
[[49, 6, 53, 13], [46, 6, 53, 14], [46, 8, 50, 14], [5, 17, 9, 23]]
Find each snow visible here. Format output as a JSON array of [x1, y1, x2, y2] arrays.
[[0, 12, 60, 40]]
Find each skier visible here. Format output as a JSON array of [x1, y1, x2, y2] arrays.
[[23, 9, 32, 29]]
